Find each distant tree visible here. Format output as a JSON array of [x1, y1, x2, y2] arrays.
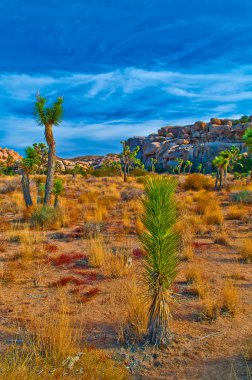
[[197, 163, 203, 173], [32, 143, 48, 174], [219, 150, 232, 179], [174, 158, 183, 175], [240, 115, 249, 124], [212, 155, 229, 189], [35, 95, 63, 204], [139, 176, 179, 347], [71, 163, 81, 178], [183, 160, 192, 173], [120, 141, 143, 182], [52, 178, 64, 208]]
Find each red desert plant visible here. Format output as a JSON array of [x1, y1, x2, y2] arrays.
[[48, 252, 87, 266], [132, 248, 147, 258], [44, 243, 58, 253], [49, 276, 87, 287], [79, 287, 99, 303]]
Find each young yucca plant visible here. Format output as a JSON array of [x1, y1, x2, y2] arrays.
[[139, 176, 179, 347]]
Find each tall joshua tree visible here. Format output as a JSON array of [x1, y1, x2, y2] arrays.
[[35, 95, 63, 204], [139, 176, 179, 347]]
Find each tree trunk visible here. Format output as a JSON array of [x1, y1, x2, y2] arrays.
[[215, 169, 219, 189], [148, 288, 171, 347], [21, 170, 33, 207], [54, 195, 59, 208], [44, 125, 55, 205], [123, 164, 127, 182], [219, 170, 223, 188]]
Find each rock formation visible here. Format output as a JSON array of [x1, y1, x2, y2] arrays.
[[0, 147, 22, 168], [126, 118, 249, 172]]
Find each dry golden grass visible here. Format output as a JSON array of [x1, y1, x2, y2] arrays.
[[219, 281, 240, 316], [87, 237, 131, 278], [135, 217, 144, 234], [237, 240, 252, 263], [201, 296, 220, 321], [0, 291, 127, 380], [181, 244, 195, 261], [213, 226, 230, 246], [192, 192, 224, 225], [113, 279, 148, 343], [185, 263, 208, 299], [226, 205, 247, 221], [88, 236, 106, 267], [102, 249, 130, 279]]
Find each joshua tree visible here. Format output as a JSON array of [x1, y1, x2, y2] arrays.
[[197, 163, 203, 173], [212, 155, 228, 189], [71, 163, 81, 179], [139, 176, 179, 347], [150, 158, 158, 173], [243, 127, 252, 180], [120, 141, 142, 182], [183, 160, 193, 173], [21, 146, 38, 207], [35, 95, 63, 204], [33, 142, 48, 174], [52, 179, 64, 208], [174, 158, 183, 175]]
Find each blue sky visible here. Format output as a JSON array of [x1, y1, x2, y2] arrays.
[[1, 0, 252, 157]]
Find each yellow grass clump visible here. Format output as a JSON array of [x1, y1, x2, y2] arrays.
[[237, 239, 252, 263]]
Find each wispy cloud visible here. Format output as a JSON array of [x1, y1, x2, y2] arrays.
[[1, 65, 252, 155]]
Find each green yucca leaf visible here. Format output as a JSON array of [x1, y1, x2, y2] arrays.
[[139, 176, 179, 294]]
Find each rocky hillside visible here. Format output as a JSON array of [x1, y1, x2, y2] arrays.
[[126, 118, 250, 172], [0, 147, 118, 173], [56, 153, 119, 172]]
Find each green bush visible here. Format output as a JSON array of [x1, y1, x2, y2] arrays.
[[230, 190, 252, 204], [182, 173, 214, 191], [30, 205, 63, 228]]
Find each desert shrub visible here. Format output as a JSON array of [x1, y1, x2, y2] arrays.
[[182, 174, 214, 191], [130, 167, 148, 177], [185, 264, 208, 299], [201, 297, 220, 321], [0, 199, 19, 214], [136, 176, 147, 184], [213, 227, 230, 246], [181, 244, 195, 261], [231, 190, 252, 204], [237, 240, 252, 263], [194, 192, 224, 225], [102, 249, 130, 279], [88, 237, 106, 267], [82, 221, 106, 238], [121, 187, 143, 201], [30, 205, 63, 228], [92, 166, 120, 177]]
